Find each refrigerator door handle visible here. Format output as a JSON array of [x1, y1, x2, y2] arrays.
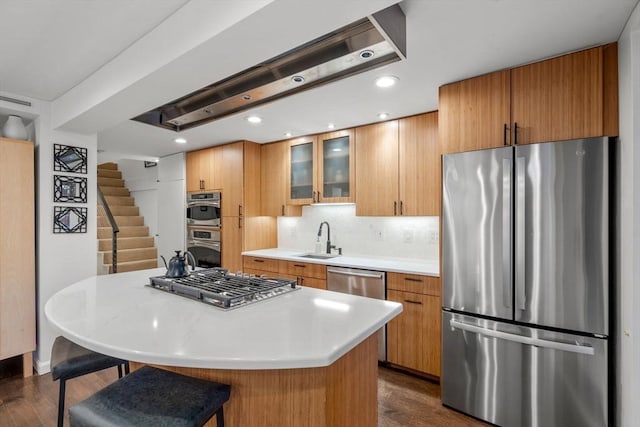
[[515, 156, 526, 310], [449, 319, 595, 355], [502, 158, 512, 308]]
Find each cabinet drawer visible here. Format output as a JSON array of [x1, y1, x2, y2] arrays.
[[387, 272, 440, 296], [279, 260, 326, 280], [277, 273, 326, 290], [243, 256, 278, 273]]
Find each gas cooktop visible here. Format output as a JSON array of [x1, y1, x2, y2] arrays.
[[148, 268, 298, 310]]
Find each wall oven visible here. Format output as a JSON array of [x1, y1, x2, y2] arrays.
[[186, 192, 221, 227], [187, 227, 221, 268]]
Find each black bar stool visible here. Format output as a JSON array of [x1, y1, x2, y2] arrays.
[[50, 336, 129, 427], [69, 365, 231, 427]]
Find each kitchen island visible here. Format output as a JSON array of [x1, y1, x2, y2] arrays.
[[45, 268, 402, 426]]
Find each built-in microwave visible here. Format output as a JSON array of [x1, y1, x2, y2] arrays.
[[186, 192, 221, 227]]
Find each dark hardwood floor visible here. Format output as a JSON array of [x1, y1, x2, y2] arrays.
[[0, 358, 487, 426]]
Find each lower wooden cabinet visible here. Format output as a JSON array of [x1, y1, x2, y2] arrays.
[[241, 256, 327, 289], [386, 273, 441, 378]]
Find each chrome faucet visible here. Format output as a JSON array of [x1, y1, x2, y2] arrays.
[[317, 221, 334, 254]]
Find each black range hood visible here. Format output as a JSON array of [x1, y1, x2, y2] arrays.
[[132, 4, 406, 132]]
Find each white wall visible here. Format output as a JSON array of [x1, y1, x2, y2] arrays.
[[117, 158, 159, 239], [156, 153, 186, 261], [2, 90, 98, 374], [617, 3, 640, 425], [277, 204, 439, 262]]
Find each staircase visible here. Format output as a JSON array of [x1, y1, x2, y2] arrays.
[[97, 163, 158, 273]]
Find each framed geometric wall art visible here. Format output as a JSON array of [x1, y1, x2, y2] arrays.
[[53, 206, 88, 233], [53, 175, 87, 203], [53, 144, 87, 174]]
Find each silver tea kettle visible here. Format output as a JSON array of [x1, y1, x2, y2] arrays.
[[160, 250, 196, 278]]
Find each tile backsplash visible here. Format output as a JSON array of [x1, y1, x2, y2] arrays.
[[277, 204, 439, 262]]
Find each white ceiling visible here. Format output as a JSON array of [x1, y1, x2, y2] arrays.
[[1, 0, 638, 160]]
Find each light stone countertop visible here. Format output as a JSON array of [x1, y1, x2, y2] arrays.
[[242, 248, 440, 276], [44, 268, 402, 370]]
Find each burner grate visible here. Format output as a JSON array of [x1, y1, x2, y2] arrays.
[[148, 268, 298, 309]]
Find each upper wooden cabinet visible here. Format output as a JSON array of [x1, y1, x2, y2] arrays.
[[356, 121, 399, 216], [287, 130, 355, 205], [260, 141, 302, 217], [511, 43, 618, 144], [399, 113, 440, 216], [439, 43, 618, 153], [186, 147, 222, 192], [439, 70, 511, 154], [221, 142, 245, 217], [356, 112, 439, 216]]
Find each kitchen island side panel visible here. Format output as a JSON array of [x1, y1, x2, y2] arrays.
[[134, 334, 378, 427]]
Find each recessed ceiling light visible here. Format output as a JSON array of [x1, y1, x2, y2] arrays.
[[328, 123, 335, 129], [247, 115, 262, 124], [359, 49, 375, 59], [291, 75, 305, 84], [378, 112, 389, 120], [242, 94, 252, 101], [375, 76, 398, 88], [174, 137, 187, 144], [285, 132, 292, 137]]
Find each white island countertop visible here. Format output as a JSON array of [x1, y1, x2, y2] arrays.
[[45, 268, 402, 370], [242, 248, 439, 276]]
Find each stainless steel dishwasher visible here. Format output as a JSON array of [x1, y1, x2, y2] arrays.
[[326, 266, 387, 361]]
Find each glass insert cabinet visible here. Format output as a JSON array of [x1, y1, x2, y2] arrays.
[[287, 129, 355, 205]]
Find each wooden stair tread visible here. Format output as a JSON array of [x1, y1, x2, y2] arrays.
[[98, 177, 125, 187], [98, 237, 154, 251], [98, 226, 149, 238], [98, 162, 118, 170], [97, 205, 139, 216], [97, 169, 122, 179], [100, 187, 130, 196]]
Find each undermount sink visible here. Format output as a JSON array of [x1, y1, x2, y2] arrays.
[[296, 253, 340, 260]]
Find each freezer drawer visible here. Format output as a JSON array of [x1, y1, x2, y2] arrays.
[[441, 311, 607, 427]]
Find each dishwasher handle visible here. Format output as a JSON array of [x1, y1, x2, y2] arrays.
[[327, 268, 384, 279]]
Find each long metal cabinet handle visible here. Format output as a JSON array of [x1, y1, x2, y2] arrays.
[[449, 320, 595, 355], [327, 268, 384, 279], [502, 158, 512, 309], [503, 123, 508, 145], [393, 201, 397, 216], [514, 122, 519, 145], [515, 157, 526, 310], [400, 201, 404, 215]]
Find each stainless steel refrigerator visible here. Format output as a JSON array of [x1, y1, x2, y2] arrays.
[[441, 137, 612, 427]]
